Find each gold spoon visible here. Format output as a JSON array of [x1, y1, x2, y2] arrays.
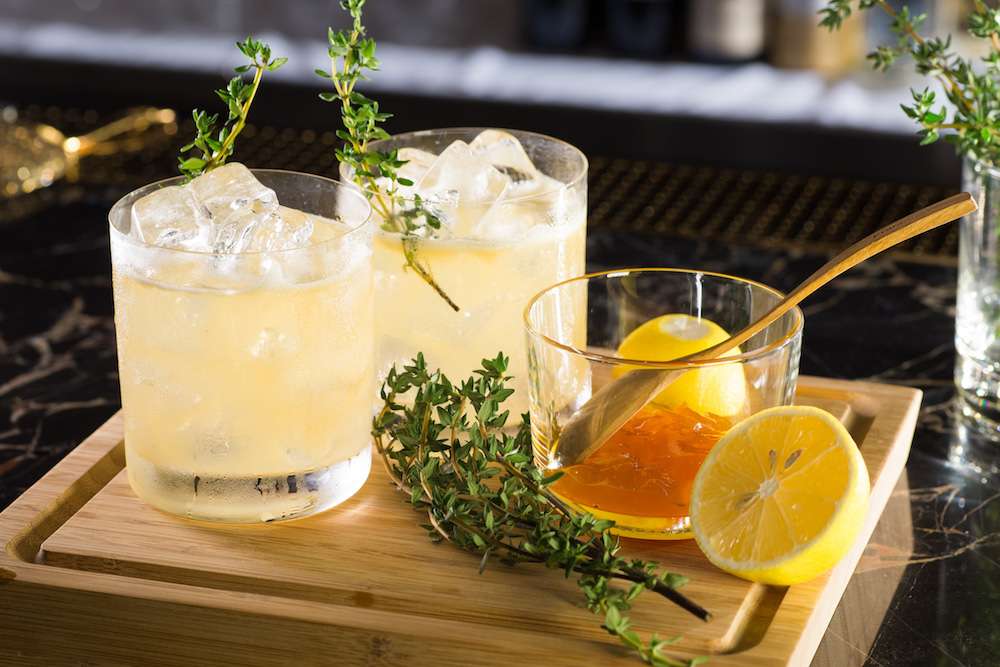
[[553, 192, 977, 467]]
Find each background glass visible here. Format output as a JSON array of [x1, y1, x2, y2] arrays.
[[525, 268, 803, 539], [956, 156, 1000, 431], [344, 127, 587, 413], [109, 170, 373, 523]]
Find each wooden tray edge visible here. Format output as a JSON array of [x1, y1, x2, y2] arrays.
[[1, 417, 124, 566], [786, 379, 922, 666]]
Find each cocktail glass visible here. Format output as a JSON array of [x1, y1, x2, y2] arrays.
[[341, 128, 587, 413], [524, 268, 803, 539], [109, 169, 373, 523]]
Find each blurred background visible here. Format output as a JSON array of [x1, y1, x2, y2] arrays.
[[0, 0, 982, 185]]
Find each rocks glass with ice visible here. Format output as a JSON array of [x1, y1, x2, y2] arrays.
[[109, 164, 374, 522], [342, 129, 587, 410]]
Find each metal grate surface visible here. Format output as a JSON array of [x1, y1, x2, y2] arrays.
[[587, 158, 956, 262], [3, 105, 958, 263]]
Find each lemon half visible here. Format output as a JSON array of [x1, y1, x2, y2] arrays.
[[615, 314, 747, 417], [689, 406, 870, 585]]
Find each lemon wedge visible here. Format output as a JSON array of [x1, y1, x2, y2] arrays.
[[689, 406, 870, 585], [615, 313, 747, 417]]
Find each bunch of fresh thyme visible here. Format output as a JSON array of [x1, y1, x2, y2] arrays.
[[178, 36, 287, 180], [317, 0, 459, 311], [821, 1, 1000, 164], [373, 353, 709, 667]]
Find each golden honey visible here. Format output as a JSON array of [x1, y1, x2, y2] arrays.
[[552, 404, 731, 538]]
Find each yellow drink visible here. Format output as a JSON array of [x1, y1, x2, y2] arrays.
[[375, 216, 586, 408], [353, 128, 589, 408], [109, 169, 374, 522]]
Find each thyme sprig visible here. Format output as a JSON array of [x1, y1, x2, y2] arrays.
[[318, 0, 459, 311], [821, 1, 1000, 164], [178, 36, 287, 180], [373, 353, 710, 667]]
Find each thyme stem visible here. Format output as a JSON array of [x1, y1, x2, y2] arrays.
[[178, 36, 286, 180], [204, 65, 263, 173], [320, 0, 459, 311]]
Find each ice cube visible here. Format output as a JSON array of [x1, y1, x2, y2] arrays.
[[469, 130, 539, 182], [244, 206, 316, 252], [396, 147, 437, 186], [211, 202, 274, 254], [416, 140, 509, 236], [417, 140, 509, 205], [471, 170, 575, 241], [130, 185, 210, 249], [470, 201, 538, 241], [188, 162, 278, 224], [309, 212, 354, 243], [251, 207, 362, 285], [187, 163, 280, 254]]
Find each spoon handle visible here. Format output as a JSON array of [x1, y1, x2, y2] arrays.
[[695, 191, 978, 360], [554, 192, 977, 466], [68, 108, 176, 157]]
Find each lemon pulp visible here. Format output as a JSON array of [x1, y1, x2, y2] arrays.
[[689, 405, 870, 585]]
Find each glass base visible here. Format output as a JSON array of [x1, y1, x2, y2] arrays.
[[950, 407, 1000, 480], [125, 445, 372, 523], [956, 352, 1000, 433], [554, 492, 693, 541], [611, 518, 693, 541]]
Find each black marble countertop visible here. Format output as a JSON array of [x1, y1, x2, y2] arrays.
[[1, 177, 997, 666]]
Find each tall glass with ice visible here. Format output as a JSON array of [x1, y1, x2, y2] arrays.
[[342, 129, 587, 408], [109, 165, 374, 523]]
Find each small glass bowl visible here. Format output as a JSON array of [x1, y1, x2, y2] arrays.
[[524, 268, 804, 539]]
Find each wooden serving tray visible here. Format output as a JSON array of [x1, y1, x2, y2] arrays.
[[0, 376, 920, 667]]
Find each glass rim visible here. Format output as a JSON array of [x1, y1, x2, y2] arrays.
[[523, 267, 805, 369], [352, 126, 589, 205], [108, 169, 373, 257]]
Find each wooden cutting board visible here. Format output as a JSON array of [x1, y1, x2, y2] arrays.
[[0, 376, 920, 667]]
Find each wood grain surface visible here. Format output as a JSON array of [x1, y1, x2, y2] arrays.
[[0, 376, 920, 666]]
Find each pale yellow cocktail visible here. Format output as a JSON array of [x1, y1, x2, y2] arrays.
[[345, 129, 588, 409], [110, 166, 373, 522]]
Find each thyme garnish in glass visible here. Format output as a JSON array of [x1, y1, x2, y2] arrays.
[[178, 36, 286, 180], [374, 354, 710, 667], [318, 0, 458, 311]]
